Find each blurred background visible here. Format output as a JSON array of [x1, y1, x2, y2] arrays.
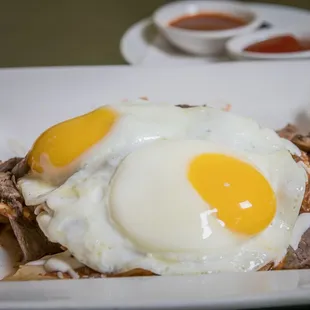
[[1, 0, 310, 67]]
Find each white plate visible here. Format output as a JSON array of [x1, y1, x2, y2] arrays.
[[226, 27, 310, 60], [1, 62, 310, 309], [120, 2, 310, 66]]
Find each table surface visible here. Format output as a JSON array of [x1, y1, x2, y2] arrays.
[[1, 0, 310, 68]]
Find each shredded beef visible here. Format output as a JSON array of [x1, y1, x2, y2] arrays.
[[0, 172, 23, 215], [291, 135, 310, 153], [9, 215, 61, 263], [277, 124, 299, 140], [0, 159, 61, 263], [11, 158, 29, 180], [275, 125, 310, 270], [177, 104, 196, 109], [301, 182, 310, 214], [0, 158, 23, 173], [280, 228, 310, 270]]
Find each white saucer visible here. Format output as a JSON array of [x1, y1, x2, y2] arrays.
[[120, 2, 310, 66]]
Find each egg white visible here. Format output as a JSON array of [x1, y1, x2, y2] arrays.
[[19, 102, 307, 275]]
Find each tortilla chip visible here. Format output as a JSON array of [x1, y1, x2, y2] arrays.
[[4, 264, 55, 281], [4, 258, 156, 281]]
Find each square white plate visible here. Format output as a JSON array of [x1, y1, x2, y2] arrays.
[[1, 62, 310, 309]]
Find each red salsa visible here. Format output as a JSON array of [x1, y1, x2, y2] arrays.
[[244, 35, 310, 54], [169, 12, 247, 31]]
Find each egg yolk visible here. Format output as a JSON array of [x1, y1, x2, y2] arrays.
[[188, 154, 276, 235], [28, 107, 118, 176]]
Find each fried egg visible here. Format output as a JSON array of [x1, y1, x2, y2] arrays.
[[18, 101, 307, 275]]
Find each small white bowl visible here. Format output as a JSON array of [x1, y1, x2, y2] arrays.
[[226, 28, 310, 60], [153, 0, 262, 56]]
